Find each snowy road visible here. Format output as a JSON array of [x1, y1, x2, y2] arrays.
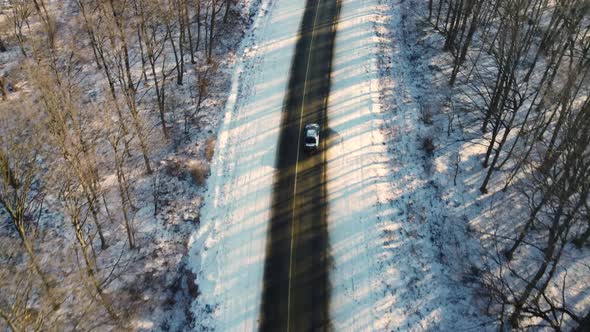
[[189, 0, 481, 330], [189, 0, 391, 330], [260, 0, 340, 330], [188, 1, 306, 330]]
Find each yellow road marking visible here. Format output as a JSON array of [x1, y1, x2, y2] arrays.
[[286, 0, 322, 331]]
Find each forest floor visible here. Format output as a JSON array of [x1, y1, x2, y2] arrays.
[[0, 1, 262, 331], [386, 0, 590, 330]]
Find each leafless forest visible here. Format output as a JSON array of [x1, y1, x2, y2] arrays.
[[428, 0, 589, 329], [0, 0, 247, 330]]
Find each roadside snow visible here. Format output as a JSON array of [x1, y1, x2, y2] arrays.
[[326, 0, 391, 329], [327, 0, 490, 330], [187, 0, 306, 330]]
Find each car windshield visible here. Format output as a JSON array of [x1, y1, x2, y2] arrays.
[[305, 137, 316, 144]]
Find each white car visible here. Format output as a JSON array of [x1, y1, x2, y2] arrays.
[[303, 123, 320, 152]]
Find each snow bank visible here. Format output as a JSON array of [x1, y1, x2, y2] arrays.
[[327, 0, 488, 330], [326, 0, 391, 329]]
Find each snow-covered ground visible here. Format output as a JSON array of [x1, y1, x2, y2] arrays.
[[376, 0, 590, 330], [327, 0, 488, 330], [188, 0, 497, 330], [326, 0, 392, 328], [190, 0, 590, 330], [187, 0, 306, 330], [0, 1, 262, 331]]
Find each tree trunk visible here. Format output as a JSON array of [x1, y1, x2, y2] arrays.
[[177, 1, 185, 85], [113, 144, 135, 250], [196, 0, 202, 52], [480, 109, 515, 193], [509, 203, 564, 327], [185, 0, 196, 64], [74, 224, 119, 321], [449, 1, 480, 86], [208, 0, 218, 61], [223, 0, 232, 23]]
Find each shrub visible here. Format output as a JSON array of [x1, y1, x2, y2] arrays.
[[420, 105, 434, 125], [163, 159, 185, 180], [205, 137, 215, 162], [188, 161, 209, 186], [422, 136, 435, 155]]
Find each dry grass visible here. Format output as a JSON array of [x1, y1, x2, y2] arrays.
[[187, 161, 209, 186], [205, 137, 215, 162], [163, 159, 185, 180]]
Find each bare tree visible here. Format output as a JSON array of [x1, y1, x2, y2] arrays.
[[430, 0, 590, 328], [136, 0, 172, 139], [99, 0, 153, 174], [183, 0, 197, 64], [0, 262, 50, 331], [207, 0, 224, 62], [0, 104, 56, 304], [105, 115, 137, 250], [30, 55, 109, 250], [7, 0, 32, 57], [60, 179, 120, 322], [31, 0, 55, 49]]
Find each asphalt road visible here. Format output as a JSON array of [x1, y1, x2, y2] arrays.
[[260, 0, 341, 331]]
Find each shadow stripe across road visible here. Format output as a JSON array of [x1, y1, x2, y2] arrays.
[[260, 0, 341, 331]]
